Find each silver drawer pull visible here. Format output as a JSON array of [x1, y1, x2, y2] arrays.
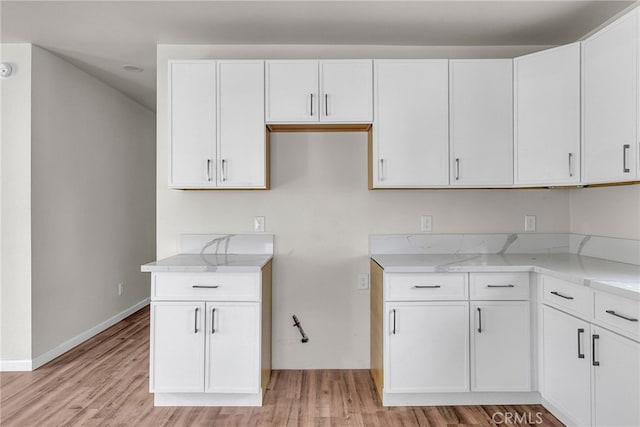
[[487, 284, 515, 288], [192, 285, 220, 289], [550, 291, 574, 300], [413, 285, 441, 289], [605, 310, 638, 322]]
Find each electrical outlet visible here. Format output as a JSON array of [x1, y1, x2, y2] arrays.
[[421, 215, 433, 232], [525, 215, 536, 232], [254, 216, 265, 233], [358, 273, 370, 290], [118, 283, 124, 296]]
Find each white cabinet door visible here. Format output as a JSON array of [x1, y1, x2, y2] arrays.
[[150, 302, 205, 392], [266, 60, 318, 122], [320, 60, 373, 123], [582, 11, 638, 184], [542, 305, 591, 427], [169, 61, 216, 188], [592, 327, 640, 427], [385, 302, 469, 392], [205, 302, 260, 394], [514, 43, 581, 185], [450, 60, 513, 186], [217, 61, 266, 188], [470, 302, 530, 391], [373, 60, 449, 187]]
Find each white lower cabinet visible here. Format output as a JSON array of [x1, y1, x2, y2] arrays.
[[149, 267, 271, 406], [205, 302, 260, 393], [542, 305, 592, 426], [385, 302, 469, 392], [592, 327, 640, 427], [470, 301, 530, 392], [151, 302, 206, 392], [542, 301, 640, 427]]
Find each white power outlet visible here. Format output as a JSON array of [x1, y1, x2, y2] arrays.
[[118, 283, 124, 296], [358, 273, 370, 290], [525, 215, 536, 232], [254, 216, 265, 233], [421, 215, 433, 232]]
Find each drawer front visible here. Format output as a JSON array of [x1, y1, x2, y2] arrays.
[[470, 272, 530, 300], [594, 291, 640, 340], [152, 273, 260, 301], [542, 275, 592, 317], [386, 273, 468, 301]]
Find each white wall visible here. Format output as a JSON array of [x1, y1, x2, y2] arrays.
[[0, 44, 33, 363], [157, 45, 570, 368], [29, 47, 156, 359], [570, 185, 640, 240]]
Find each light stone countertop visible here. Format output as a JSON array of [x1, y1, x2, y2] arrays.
[[141, 254, 272, 273], [371, 253, 640, 300]]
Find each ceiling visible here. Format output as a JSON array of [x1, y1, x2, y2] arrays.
[[1, 0, 638, 111]]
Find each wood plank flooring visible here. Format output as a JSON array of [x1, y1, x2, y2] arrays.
[[0, 307, 564, 426]]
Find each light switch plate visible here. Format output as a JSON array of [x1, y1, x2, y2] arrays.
[[254, 216, 265, 233], [358, 273, 370, 290], [525, 215, 536, 232], [421, 215, 433, 232]]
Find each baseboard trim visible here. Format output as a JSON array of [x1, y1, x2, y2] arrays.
[[0, 359, 34, 371], [1, 298, 150, 372]]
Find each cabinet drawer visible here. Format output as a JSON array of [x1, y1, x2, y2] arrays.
[[152, 273, 260, 301], [470, 272, 530, 300], [542, 275, 592, 317], [386, 273, 468, 301], [594, 291, 640, 340]]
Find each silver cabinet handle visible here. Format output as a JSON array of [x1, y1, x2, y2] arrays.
[[325, 94, 329, 116], [487, 284, 515, 288], [455, 158, 460, 181], [592, 334, 600, 366], [379, 159, 385, 181], [550, 291, 574, 300], [194, 307, 199, 333], [605, 309, 638, 322], [211, 308, 216, 334], [221, 159, 227, 182], [577, 328, 585, 359], [623, 144, 630, 173], [206, 159, 212, 182], [392, 309, 396, 335], [413, 285, 441, 289], [192, 285, 220, 289], [568, 153, 574, 177], [477, 307, 482, 333], [310, 93, 314, 116]]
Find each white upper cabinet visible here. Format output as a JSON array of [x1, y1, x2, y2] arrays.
[[514, 43, 581, 186], [372, 60, 449, 187], [217, 61, 266, 188], [266, 60, 373, 123], [450, 60, 513, 187], [265, 61, 319, 122], [169, 61, 216, 188], [169, 60, 268, 189], [582, 9, 638, 184], [319, 60, 373, 122]]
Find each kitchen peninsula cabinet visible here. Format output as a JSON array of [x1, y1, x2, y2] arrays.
[[169, 60, 267, 189], [371, 60, 449, 188], [265, 60, 372, 123], [582, 8, 638, 184], [514, 43, 581, 186]]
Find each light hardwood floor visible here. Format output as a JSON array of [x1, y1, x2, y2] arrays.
[[0, 307, 563, 426]]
